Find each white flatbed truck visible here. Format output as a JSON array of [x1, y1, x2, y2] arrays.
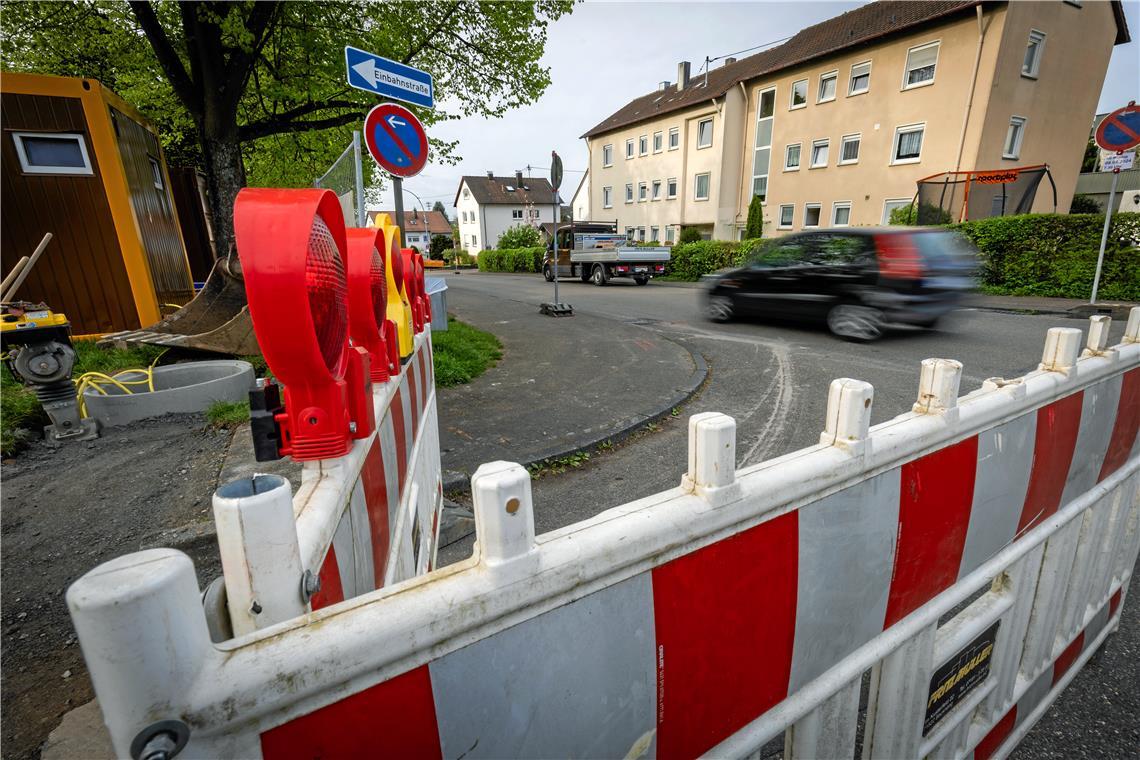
[[543, 224, 671, 286]]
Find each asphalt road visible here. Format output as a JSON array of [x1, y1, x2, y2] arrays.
[[436, 270, 1136, 760]]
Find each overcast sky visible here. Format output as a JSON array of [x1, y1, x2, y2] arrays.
[[373, 0, 1140, 216]]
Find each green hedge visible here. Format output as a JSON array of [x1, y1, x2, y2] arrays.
[[957, 213, 1139, 300], [665, 238, 763, 280], [663, 214, 1139, 300], [476, 247, 544, 273]]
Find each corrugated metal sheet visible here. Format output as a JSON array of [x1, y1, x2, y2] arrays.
[[109, 107, 193, 306], [0, 93, 138, 333], [1074, 168, 1140, 194]]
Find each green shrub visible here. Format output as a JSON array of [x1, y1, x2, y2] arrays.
[[476, 247, 544, 273], [679, 226, 703, 244], [429, 234, 452, 259], [442, 248, 476, 266], [1068, 194, 1101, 214], [497, 224, 542, 249], [206, 400, 250, 428], [955, 212, 1139, 300], [745, 195, 764, 238], [889, 202, 952, 226]]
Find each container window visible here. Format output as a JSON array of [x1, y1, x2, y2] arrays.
[[12, 132, 94, 176]]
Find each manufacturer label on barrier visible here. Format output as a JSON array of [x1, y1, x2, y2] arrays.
[[923, 621, 1000, 735]]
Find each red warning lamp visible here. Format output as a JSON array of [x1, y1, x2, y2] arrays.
[[401, 248, 424, 332], [235, 188, 367, 461], [414, 253, 432, 323], [346, 228, 396, 383]]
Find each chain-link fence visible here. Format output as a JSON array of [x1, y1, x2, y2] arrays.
[[314, 131, 365, 228]]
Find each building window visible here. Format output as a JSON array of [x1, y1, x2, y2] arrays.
[[1004, 116, 1027, 159], [790, 79, 808, 109], [626, 183, 634, 203], [626, 139, 635, 159], [818, 71, 838, 103], [903, 41, 940, 89], [665, 226, 676, 243], [650, 226, 659, 241], [667, 177, 678, 199], [652, 180, 662, 200], [11, 132, 94, 175], [778, 204, 794, 229], [752, 87, 775, 201], [653, 131, 663, 153], [669, 127, 680, 150], [463, 188, 470, 199], [785, 143, 801, 170], [804, 203, 822, 228], [603, 186, 613, 208], [638, 227, 646, 242], [639, 135, 648, 156], [839, 134, 861, 165], [638, 182, 647, 202], [697, 118, 713, 149], [1023, 30, 1046, 78], [603, 144, 613, 167], [625, 226, 634, 238], [472, 236, 479, 248], [512, 209, 524, 219], [892, 124, 925, 164], [882, 198, 912, 224], [528, 208, 539, 220], [810, 139, 829, 168], [832, 202, 852, 227], [849, 61, 871, 95], [694, 172, 711, 201]]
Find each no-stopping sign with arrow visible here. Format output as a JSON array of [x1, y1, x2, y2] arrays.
[[364, 103, 429, 179], [1095, 102, 1140, 152]]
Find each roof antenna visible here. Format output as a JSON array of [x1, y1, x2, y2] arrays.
[[704, 55, 710, 87]]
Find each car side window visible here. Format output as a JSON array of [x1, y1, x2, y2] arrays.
[[750, 239, 809, 267], [810, 234, 870, 266]]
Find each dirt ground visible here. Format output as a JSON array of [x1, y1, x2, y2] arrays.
[[1, 415, 231, 760]]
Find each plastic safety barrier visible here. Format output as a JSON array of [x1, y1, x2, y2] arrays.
[[69, 310, 1139, 759]]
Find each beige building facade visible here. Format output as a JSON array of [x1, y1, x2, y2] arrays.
[[582, 0, 1128, 240]]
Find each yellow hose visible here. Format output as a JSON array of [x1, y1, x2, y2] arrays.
[[74, 349, 168, 418]]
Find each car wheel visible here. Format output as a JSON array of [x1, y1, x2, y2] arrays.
[[542, 264, 554, 282], [706, 294, 734, 323], [634, 275, 649, 286], [592, 264, 608, 286], [827, 304, 884, 341]]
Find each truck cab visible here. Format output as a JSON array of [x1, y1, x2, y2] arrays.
[[543, 223, 671, 286]]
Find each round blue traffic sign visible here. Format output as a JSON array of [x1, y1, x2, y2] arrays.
[[364, 103, 429, 179], [1095, 103, 1140, 152]]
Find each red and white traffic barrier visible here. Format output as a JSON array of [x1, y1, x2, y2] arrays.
[[68, 310, 1139, 759]]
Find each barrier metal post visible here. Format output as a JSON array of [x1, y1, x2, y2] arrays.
[[820, 378, 874, 458]]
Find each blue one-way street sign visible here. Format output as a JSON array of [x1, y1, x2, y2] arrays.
[[345, 45, 434, 109]]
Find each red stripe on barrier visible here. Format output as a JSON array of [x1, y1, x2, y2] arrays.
[[309, 545, 345, 611], [1109, 588, 1123, 618], [391, 387, 408, 488], [1099, 368, 1140, 481], [651, 511, 798, 759], [885, 436, 979, 628], [973, 706, 1016, 760], [417, 349, 428, 417], [360, 439, 390, 583], [259, 665, 441, 759], [1017, 393, 1083, 534], [1051, 631, 1085, 685]]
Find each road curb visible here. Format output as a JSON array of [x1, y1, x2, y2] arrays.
[[442, 340, 710, 495]]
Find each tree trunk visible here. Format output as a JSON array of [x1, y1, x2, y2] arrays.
[[201, 133, 245, 258]]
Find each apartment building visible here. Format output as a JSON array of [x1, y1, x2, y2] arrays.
[[454, 172, 558, 252], [582, 0, 1129, 240]]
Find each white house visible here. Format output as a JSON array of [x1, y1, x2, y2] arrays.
[[570, 170, 590, 221], [454, 172, 559, 252]]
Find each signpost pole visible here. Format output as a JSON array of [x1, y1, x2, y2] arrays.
[[553, 188, 560, 305], [1090, 166, 1119, 305], [352, 130, 366, 227], [392, 177, 407, 250]]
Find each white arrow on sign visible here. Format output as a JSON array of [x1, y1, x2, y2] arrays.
[[352, 58, 376, 86], [387, 116, 406, 128]]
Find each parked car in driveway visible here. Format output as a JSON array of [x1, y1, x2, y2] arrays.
[[703, 228, 977, 340]]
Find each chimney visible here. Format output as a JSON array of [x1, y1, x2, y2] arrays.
[[676, 61, 690, 91], [724, 57, 737, 66], [658, 81, 671, 91], [515, 170, 524, 186], [486, 170, 494, 178]]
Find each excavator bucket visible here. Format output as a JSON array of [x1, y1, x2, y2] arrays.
[[98, 256, 259, 355]]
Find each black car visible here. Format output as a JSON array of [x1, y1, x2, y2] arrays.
[[703, 228, 977, 340]]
